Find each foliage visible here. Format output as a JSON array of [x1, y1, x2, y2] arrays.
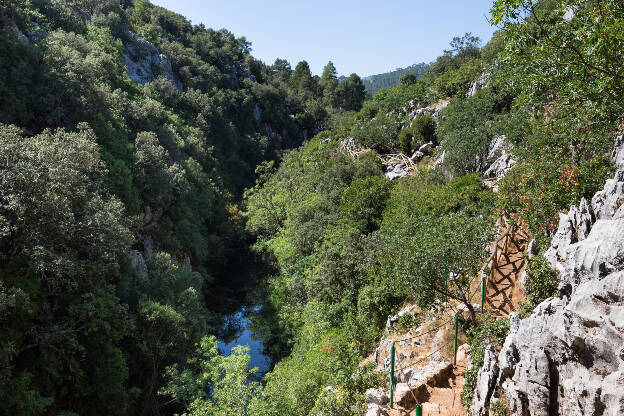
[[399, 114, 437, 154], [374, 173, 496, 316], [352, 112, 402, 152], [523, 254, 559, 306], [161, 336, 260, 416], [490, 399, 508, 416], [497, 126, 614, 241], [395, 312, 420, 334], [462, 314, 509, 411]]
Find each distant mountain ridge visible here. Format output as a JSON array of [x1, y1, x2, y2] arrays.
[[359, 62, 430, 94]]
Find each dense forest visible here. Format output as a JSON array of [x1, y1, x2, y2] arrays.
[[360, 62, 429, 94], [1, 0, 623, 415]]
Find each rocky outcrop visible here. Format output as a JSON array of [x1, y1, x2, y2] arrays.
[[385, 163, 410, 180], [124, 33, 182, 90], [366, 388, 389, 406], [468, 74, 489, 97], [129, 250, 148, 279], [10, 22, 30, 44], [406, 99, 450, 123], [471, 137, 624, 415], [483, 135, 515, 180]]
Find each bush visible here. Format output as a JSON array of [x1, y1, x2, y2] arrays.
[[395, 312, 420, 333], [523, 254, 558, 306], [398, 114, 437, 155], [351, 113, 401, 152], [461, 314, 509, 411], [412, 114, 437, 146], [340, 176, 391, 233], [398, 127, 414, 155]]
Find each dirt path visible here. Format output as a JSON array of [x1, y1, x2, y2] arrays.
[[486, 228, 530, 316], [419, 351, 467, 416]]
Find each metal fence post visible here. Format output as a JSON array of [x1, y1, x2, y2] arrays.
[[389, 341, 395, 407]]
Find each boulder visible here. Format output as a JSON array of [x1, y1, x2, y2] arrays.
[[385, 164, 409, 180], [366, 388, 389, 406], [614, 134, 624, 168], [394, 383, 416, 408], [470, 346, 499, 416], [365, 404, 389, 416], [483, 135, 515, 180], [395, 360, 454, 408]]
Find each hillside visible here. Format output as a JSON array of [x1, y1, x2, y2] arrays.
[[2, 1, 624, 416], [360, 62, 429, 94], [0, 1, 366, 414]]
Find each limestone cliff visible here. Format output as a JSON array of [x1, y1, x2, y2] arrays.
[[471, 135, 624, 415]]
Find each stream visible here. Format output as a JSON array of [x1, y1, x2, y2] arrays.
[[217, 305, 272, 377]]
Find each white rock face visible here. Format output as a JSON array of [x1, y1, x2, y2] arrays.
[[124, 33, 182, 90], [10, 22, 30, 44], [468, 73, 489, 97], [483, 135, 515, 180], [366, 388, 389, 406], [471, 137, 624, 416], [385, 163, 409, 180], [253, 103, 262, 121]]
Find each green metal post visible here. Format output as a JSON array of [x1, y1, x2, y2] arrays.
[[453, 313, 459, 365], [481, 275, 486, 313], [414, 405, 423, 416], [389, 342, 395, 407]]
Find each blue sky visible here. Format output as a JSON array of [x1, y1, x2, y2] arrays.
[[151, 0, 497, 77]]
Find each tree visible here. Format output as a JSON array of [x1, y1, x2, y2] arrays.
[[375, 174, 495, 319], [290, 60, 316, 94], [399, 73, 418, 86], [271, 58, 292, 82], [444, 32, 481, 60], [320, 61, 340, 107], [161, 336, 260, 416], [490, 0, 624, 127], [339, 73, 366, 111], [0, 123, 134, 415]]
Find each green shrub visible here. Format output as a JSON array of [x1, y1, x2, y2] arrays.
[[461, 314, 509, 411], [398, 127, 414, 154], [395, 312, 420, 333], [524, 254, 558, 305], [412, 114, 437, 146], [351, 113, 401, 152], [490, 399, 508, 416]]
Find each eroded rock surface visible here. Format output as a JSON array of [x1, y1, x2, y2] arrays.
[[483, 135, 515, 180]]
